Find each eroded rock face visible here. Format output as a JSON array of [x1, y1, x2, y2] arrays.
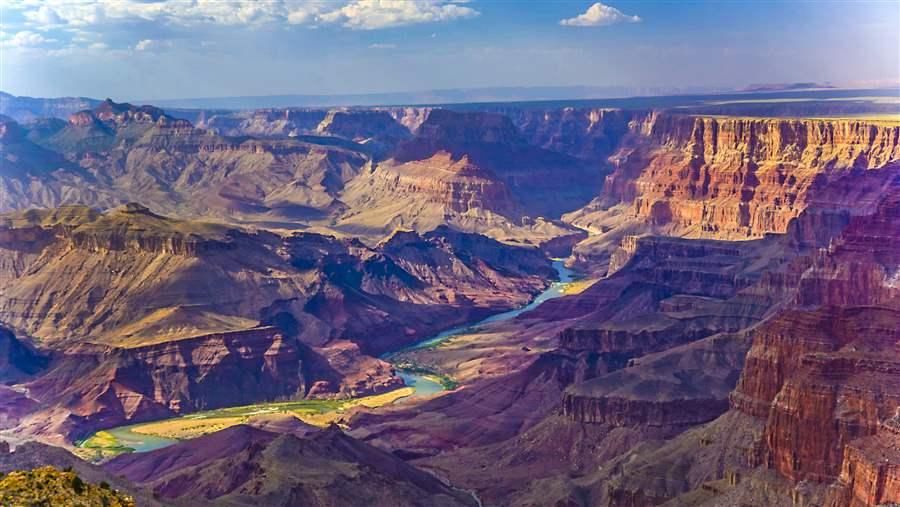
[[337, 109, 598, 243], [199, 108, 327, 137], [0, 204, 556, 439], [316, 109, 411, 145], [765, 348, 900, 483], [562, 333, 750, 429], [722, 185, 900, 500], [22, 327, 300, 438], [825, 422, 900, 507], [567, 113, 900, 240]]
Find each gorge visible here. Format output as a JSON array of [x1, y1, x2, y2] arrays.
[[1, 88, 898, 507]]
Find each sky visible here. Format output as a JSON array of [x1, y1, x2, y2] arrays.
[[1, 0, 899, 101]]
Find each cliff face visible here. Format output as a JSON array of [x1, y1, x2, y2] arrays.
[[198, 108, 327, 137], [719, 183, 900, 503], [562, 333, 750, 429], [1, 99, 372, 222], [0, 204, 556, 439], [316, 109, 411, 146], [337, 109, 600, 244], [825, 423, 900, 507], [19, 327, 302, 438], [566, 113, 900, 240]]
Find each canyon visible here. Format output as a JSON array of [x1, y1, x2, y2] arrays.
[[1, 91, 898, 506]]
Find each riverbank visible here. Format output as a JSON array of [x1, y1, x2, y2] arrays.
[[77, 260, 577, 461]]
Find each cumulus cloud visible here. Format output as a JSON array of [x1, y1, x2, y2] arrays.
[[8, 0, 478, 31], [24, 5, 64, 26], [560, 2, 641, 27], [2, 30, 56, 48], [2, 0, 480, 54], [323, 0, 479, 30]]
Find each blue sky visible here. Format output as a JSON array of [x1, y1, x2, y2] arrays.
[[1, 1, 898, 100]]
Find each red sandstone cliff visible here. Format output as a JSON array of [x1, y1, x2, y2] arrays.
[[567, 113, 899, 241]]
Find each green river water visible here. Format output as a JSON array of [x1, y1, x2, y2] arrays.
[[80, 260, 575, 453]]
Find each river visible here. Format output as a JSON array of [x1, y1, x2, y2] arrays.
[[384, 259, 575, 398], [79, 259, 575, 453]]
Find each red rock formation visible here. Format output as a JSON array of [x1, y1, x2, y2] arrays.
[[567, 113, 900, 240], [825, 419, 900, 507], [20, 327, 302, 438]]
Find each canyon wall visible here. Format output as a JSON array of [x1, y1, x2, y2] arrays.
[[568, 113, 900, 240], [17, 327, 308, 439]]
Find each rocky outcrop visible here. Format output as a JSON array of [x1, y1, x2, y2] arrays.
[[567, 113, 900, 240], [0, 92, 101, 123], [0, 205, 559, 440], [70, 98, 190, 128], [562, 332, 751, 429], [764, 346, 900, 483], [338, 109, 602, 243], [21, 327, 301, 438], [825, 422, 900, 507], [316, 109, 411, 146], [199, 107, 327, 137]]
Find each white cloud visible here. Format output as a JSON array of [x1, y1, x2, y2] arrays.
[[134, 39, 173, 52], [560, 2, 641, 27], [2, 0, 480, 53], [9, 0, 477, 31], [24, 5, 64, 26], [2, 30, 56, 48], [369, 43, 397, 49], [318, 0, 479, 30]]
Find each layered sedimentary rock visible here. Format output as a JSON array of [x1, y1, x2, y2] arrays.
[[338, 109, 598, 244], [567, 113, 900, 240], [198, 107, 327, 137], [19, 326, 303, 439], [825, 422, 900, 507], [0, 92, 101, 122], [0, 203, 554, 439], [562, 332, 750, 429], [316, 109, 412, 149], [1, 99, 371, 222]]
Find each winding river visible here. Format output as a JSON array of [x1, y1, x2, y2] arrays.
[[386, 259, 575, 398], [80, 260, 575, 453]]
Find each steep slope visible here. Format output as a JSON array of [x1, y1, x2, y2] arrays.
[[337, 109, 596, 245], [0, 204, 554, 439], [1, 99, 372, 224], [345, 165, 899, 507], [104, 424, 477, 507], [564, 113, 900, 270], [547, 179, 900, 507]]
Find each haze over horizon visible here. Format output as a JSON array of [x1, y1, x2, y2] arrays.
[[2, 0, 899, 102]]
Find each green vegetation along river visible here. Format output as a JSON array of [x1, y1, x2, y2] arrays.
[[78, 259, 575, 458]]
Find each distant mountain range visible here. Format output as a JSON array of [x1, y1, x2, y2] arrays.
[[132, 85, 724, 110], [1, 83, 892, 124]]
